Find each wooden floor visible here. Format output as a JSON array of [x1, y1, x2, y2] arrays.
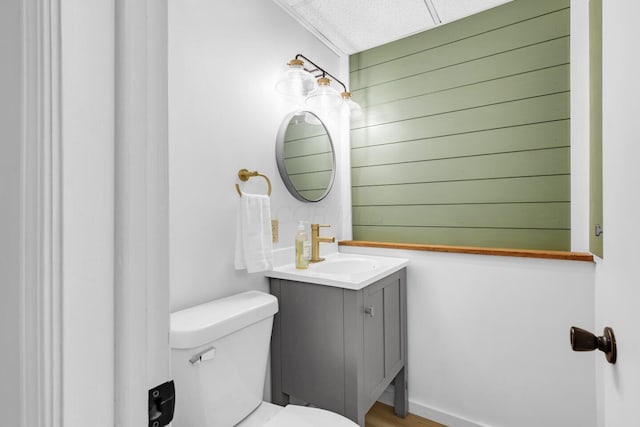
[[365, 402, 447, 427]]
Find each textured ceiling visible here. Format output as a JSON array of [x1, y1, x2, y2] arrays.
[[273, 0, 513, 54]]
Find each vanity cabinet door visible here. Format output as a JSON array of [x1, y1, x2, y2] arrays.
[[383, 277, 403, 379], [362, 273, 404, 403], [363, 285, 385, 397], [279, 280, 345, 414]]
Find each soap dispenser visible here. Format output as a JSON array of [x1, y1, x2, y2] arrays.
[[295, 221, 310, 269]]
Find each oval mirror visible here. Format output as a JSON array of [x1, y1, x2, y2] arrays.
[[275, 111, 336, 202]]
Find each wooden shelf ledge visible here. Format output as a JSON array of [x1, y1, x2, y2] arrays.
[[338, 240, 594, 262]]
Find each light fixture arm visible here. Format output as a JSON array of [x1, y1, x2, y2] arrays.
[[295, 53, 348, 93]]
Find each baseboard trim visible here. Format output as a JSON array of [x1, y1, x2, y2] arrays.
[[379, 387, 492, 427]]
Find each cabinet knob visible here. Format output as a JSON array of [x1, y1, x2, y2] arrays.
[[364, 306, 374, 317]]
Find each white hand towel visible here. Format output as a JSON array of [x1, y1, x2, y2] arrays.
[[234, 193, 273, 273]]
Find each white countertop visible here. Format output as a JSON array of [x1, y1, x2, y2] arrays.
[[265, 251, 409, 290]]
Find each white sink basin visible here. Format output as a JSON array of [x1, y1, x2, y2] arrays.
[[312, 257, 379, 275], [265, 252, 409, 290]]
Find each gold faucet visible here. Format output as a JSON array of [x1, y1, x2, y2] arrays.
[[310, 224, 335, 263]]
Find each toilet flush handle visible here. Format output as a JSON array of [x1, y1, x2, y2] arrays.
[[189, 346, 216, 365]]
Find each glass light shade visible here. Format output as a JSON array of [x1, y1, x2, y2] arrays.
[[275, 59, 318, 96], [306, 77, 342, 109], [341, 92, 362, 119]]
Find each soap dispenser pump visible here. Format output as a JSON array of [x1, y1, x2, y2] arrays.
[[295, 221, 310, 269]]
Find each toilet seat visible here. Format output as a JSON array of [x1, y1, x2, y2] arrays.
[[263, 404, 358, 427], [237, 402, 358, 427]]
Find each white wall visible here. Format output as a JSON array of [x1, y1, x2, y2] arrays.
[[168, 0, 346, 311], [595, 0, 640, 426], [61, 0, 115, 425], [0, 1, 23, 426]]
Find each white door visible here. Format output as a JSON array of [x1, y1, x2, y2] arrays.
[[113, 0, 172, 425], [596, 0, 640, 426]]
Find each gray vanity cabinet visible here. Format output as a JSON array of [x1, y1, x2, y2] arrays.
[[269, 268, 408, 426]]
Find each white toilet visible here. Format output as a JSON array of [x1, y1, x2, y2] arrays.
[[170, 290, 359, 427]]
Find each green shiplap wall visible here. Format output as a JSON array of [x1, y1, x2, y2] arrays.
[[349, 0, 571, 251], [589, 0, 603, 257]]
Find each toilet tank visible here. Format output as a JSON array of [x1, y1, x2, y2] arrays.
[[170, 291, 278, 427]]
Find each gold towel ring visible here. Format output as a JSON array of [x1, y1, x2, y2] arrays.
[[235, 169, 272, 197]]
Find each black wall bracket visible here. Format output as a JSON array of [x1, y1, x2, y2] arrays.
[[148, 380, 175, 427]]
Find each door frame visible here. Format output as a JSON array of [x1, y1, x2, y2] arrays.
[[20, 0, 170, 426], [21, 0, 63, 426]]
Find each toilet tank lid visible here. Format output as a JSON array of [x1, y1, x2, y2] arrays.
[[170, 291, 278, 349]]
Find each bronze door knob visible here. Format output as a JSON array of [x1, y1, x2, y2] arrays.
[[570, 326, 616, 364]]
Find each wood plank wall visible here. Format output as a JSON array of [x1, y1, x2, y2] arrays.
[[349, 0, 571, 250], [589, 0, 603, 257]]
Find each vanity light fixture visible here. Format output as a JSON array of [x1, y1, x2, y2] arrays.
[[306, 77, 342, 108], [341, 91, 363, 119], [276, 54, 361, 116], [275, 58, 317, 96]]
